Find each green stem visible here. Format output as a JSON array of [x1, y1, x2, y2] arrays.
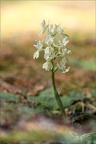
[[51, 60, 66, 117]]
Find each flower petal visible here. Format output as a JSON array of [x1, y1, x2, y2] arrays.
[[33, 51, 39, 59], [42, 61, 53, 71]]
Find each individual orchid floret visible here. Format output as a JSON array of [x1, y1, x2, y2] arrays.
[[61, 48, 71, 57], [62, 36, 69, 46], [45, 35, 54, 46], [42, 61, 53, 71], [44, 47, 55, 61], [34, 40, 43, 51], [57, 25, 64, 34], [57, 58, 70, 73], [33, 50, 39, 59], [33, 40, 44, 59], [44, 47, 54, 56], [40, 20, 49, 34], [48, 24, 57, 36]]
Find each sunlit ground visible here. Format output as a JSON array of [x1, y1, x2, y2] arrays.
[[1, 0, 95, 39]]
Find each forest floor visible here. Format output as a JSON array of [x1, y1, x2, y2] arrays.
[[0, 31, 96, 144]]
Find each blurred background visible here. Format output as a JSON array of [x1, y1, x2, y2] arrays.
[[1, 0, 95, 38], [0, 0, 96, 94], [0, 1, 96, 143]]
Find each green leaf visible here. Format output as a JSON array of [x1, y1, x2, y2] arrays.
[[35, 89, 85, 110], [91, 89, 96, 98], [61, 91, 84, 108], [0, 92, 19, 102], [68, 90, 84, 100], [79, 59, 96, 71], [37, 88, 58, 110], [92, 102, 96, 107], [38, 88, 54, 97], [71, 59, 96, 71]]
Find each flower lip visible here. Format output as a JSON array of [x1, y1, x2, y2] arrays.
[[34, 40, 43, 51], [33, 50, 39, 59], [42, 61, 53, 71]]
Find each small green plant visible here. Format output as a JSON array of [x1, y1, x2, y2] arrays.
[[33, 20, 71, 117]]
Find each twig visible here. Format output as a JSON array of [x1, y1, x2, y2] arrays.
[[0, 79, 22, 94]]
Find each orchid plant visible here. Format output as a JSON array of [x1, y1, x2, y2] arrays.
[[33, 20, 71, 117]]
